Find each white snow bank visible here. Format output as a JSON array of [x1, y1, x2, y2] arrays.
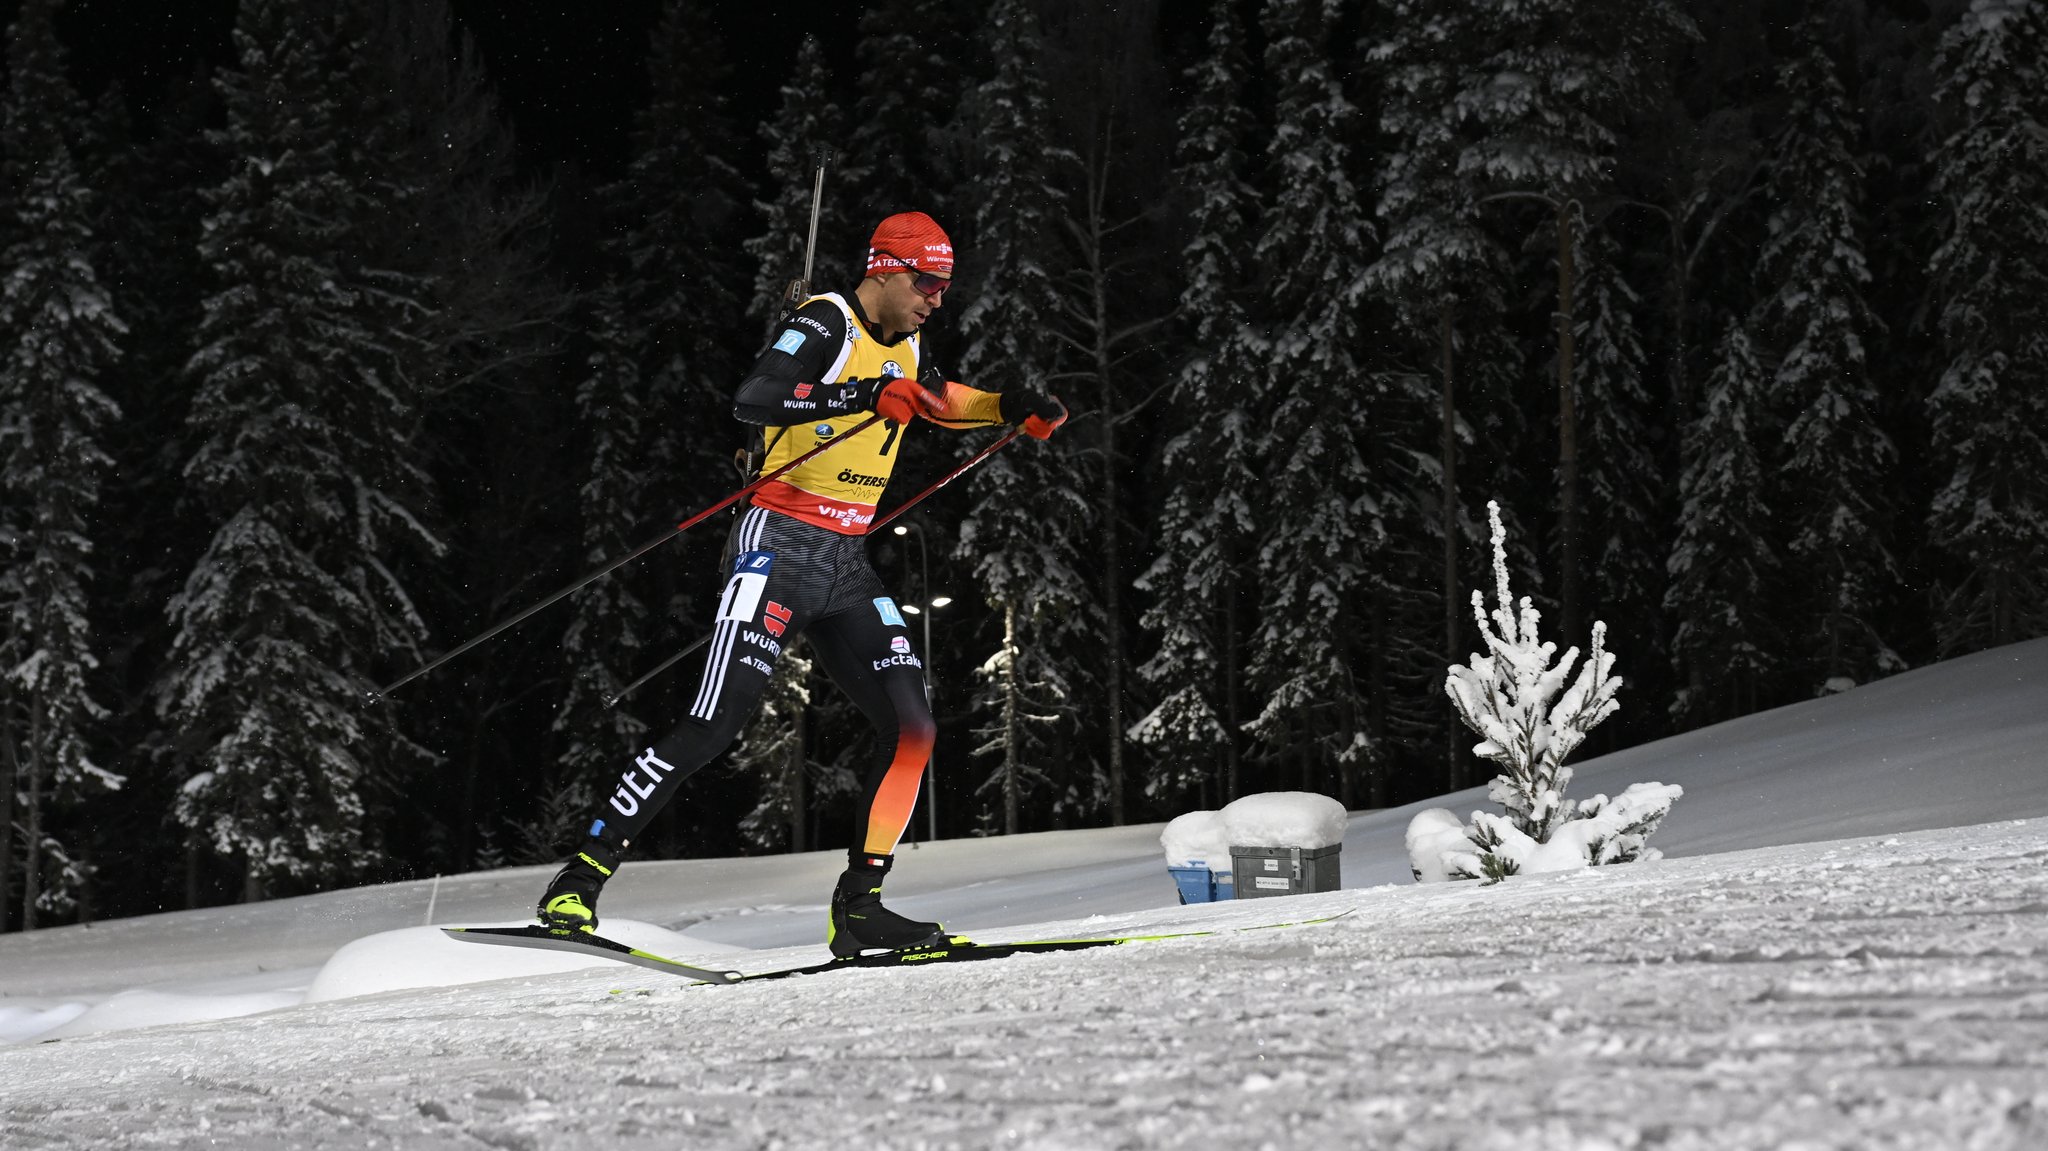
[[0, 1000, 88, 1045], [34, 986, 304, 1042], [1159, 810, 1233, 871], [1221, 792, 1348, 849], [1404, 808, 1472, 883], [305, 919, 744, 1002]]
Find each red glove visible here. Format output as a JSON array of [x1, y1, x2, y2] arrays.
[[999, 388, 1068, 440], [853, 376, 942, 424]]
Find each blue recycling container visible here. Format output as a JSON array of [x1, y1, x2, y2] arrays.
[[1168, 865, 1231, 903]]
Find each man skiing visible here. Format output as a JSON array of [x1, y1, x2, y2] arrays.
[[536, 211, 1067, 956]]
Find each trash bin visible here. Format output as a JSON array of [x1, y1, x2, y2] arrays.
[[1167, 862, 1234, 904], [1229, 843, 1341, 898], [1160, 811, 1234, 903]]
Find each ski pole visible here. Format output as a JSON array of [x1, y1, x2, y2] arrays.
[[604, 426, 1025, 709], [871, 426, 1023, 533], [370, 415, 883, 701]]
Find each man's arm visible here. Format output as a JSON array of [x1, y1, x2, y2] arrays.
[[733, 301, 862, 425], [916, 362, 1067, 439]]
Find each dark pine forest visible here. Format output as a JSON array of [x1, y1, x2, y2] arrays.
[[2, 0, 2044, 929]]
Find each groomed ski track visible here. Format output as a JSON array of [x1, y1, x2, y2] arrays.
[[5, 819, 2047, 1150]]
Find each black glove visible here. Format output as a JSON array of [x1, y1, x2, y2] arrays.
[[999, 388, 1068, 440]]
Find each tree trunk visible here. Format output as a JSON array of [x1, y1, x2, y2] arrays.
[[1071, 146, 1127, 827], [1002, 602, 1020, 835], [1441, 302, 1461, 794], [21, 701, 44, 930], [1224, 580, 1242, 803], [1556, 199, 1582, 643], [0, 689, 17, 932]]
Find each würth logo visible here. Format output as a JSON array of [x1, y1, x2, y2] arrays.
[[762, 601, 793, 637]]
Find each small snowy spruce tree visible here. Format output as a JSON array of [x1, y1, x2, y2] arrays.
[[1413, 501, 1680, 883]]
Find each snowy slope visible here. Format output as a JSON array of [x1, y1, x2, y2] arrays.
[[2, 639, 2046, 1148]]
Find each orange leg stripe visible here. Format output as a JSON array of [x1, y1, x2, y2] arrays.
[[860, 729, 934, 855]]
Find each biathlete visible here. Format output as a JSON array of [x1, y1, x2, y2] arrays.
[[535, 211, 1067, 955]]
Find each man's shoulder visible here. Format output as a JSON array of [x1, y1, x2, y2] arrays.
[[792, 295, 854, 337], [766, 297, 852, 360]]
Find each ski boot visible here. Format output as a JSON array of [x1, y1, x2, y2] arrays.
[[827, 852, 946, 958], [536, 824, 626, 935]]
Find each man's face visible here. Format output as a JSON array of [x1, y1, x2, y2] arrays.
[[875, 269, 949, 336]]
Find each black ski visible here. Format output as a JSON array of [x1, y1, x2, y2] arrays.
[[730, 908, 1357, 983], [442, 924, 745, 984]]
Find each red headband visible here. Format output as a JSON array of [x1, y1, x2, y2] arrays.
[[865, 211, 955, 278]]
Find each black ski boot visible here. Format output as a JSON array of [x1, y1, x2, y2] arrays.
[[827, 853, 945, 957], [536, 826, 626, 934]]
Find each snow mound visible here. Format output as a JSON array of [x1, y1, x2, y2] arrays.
[[304, 919, 743, 1003], [1159, 810, 1233, 870], [1405, 808, 1472, 883], [1221, 792, 1348, 849], [0, 1000, 88, 1045], [34, 986, 302, 1042]]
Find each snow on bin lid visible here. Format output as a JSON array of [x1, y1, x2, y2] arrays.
[[1220, 792, 1349, 849], [1159, 810, 1233, 870]]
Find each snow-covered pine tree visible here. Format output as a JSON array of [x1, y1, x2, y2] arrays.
[[1926, 0, 2048, 653], [1573, 229, 1664, 672], [745, 36, 865, 334], [1131, 0, 1264, 807], [851, 0, 968, 225], [1759, 19, 1902, 694], [162, 0, 437, 899], [1038, 1, 1175, 824], [343, 0, 566, 411], [549, 0, 749, 862], [1366, 0, 1525, 799], [0, 0, 125, 928], [1454, 0, 1697, 642], [1666, 321, 1777, 727], [546, 277, 657, 852], [954, 0, 1096, 831], [1242, 0, 1379, 800], [970, 601, 1069, 835], [1415, 499, 1678, 884]]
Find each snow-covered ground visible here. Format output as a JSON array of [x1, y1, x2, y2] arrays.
[[4, 639, 2047, 1149]]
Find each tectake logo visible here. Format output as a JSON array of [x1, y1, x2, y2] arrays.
[[891, 635, 911, 655]]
